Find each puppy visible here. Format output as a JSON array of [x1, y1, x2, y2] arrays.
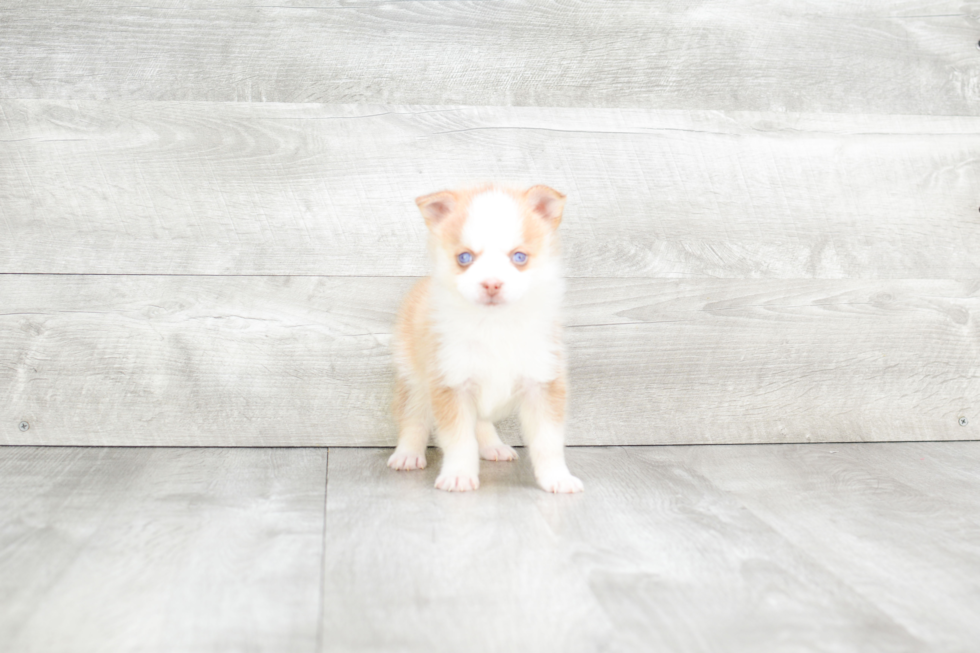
[[387, 184, 583, 493]]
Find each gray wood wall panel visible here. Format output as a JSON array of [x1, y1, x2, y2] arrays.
[[3, 2, 977, 448], [0, 447, 327, 653], [3, 275, 975, 446], [3, 101, 979, 278], [322, 444, 980, 652], [1, 2, 976, 115]]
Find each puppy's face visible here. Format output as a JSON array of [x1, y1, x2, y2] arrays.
[[416, 185, 565, 307]]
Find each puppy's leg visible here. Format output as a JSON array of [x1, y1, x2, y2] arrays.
[[432, 385, 480, 492], [388, 376, 430, 471], [476, 421, 518, 462], [519, 374, 583, 493]]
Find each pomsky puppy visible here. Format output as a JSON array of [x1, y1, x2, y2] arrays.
[[388, 184, 583, 493]]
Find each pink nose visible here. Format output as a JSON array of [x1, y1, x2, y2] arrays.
[[481, 279, 503, 297]]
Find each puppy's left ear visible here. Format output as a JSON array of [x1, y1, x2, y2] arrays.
[[415, 190, 457, 230], [525, 185, 566, 229]]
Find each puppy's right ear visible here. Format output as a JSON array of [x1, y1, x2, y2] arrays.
[[415, 191, 457, 230]]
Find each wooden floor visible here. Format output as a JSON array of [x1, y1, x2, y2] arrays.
[[2, 442, 979, 652]]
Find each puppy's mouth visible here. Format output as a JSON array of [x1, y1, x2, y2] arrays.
[[480, 296, 506, 306]]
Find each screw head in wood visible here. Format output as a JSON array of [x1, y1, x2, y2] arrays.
[[18, 421, 30, 432], [960, 417, 969, 427]]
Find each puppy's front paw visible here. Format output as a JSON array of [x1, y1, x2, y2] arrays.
[[434, 470, 480, 492], [479, 444, 519, 462], [387, 449, 427, 471], [537, 471, 584, 494]]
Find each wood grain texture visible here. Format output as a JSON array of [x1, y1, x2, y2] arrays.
[[688, 441, 980, 652], [1, 2, 977, 115], [2, 102, 980, 279], [321, 444, 980, 652], [2, 275, 975, 446], [0, 447, 327, 653]]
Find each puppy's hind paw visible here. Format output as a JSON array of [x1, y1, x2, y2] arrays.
[[387, 449, 427, 471], [537, 472, 584, 494], [434, 471, 480, 492], [479, 444, 519, 462]]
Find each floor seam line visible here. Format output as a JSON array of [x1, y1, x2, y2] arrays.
[[314, 448, 329, 653]]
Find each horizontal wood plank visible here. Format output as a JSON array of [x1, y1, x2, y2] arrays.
[[0, 2, 977, 116], [2, 275, 975, 446], [322, 444, 980, 651], [2, 102, 980, 278], [0, 447, 327, 653], [688, 441, 980, 650]]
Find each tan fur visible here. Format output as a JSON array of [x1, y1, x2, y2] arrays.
[[394, 277, 434, 378], [430, 384, 462, 431], [393, 281, 467, 436], [545, 373, 567, 424], [419, 185, 562, 273]]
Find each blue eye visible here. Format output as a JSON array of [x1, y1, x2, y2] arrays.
[[511, 252, 528, 265], [457, 252, 473, 266]]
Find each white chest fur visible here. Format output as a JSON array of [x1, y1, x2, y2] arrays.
[[430, 285, 562, 419]]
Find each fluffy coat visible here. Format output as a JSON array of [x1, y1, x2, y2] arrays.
[[387, 185, 583, 493]]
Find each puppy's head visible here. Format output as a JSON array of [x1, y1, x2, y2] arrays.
[[416, 185, 565, 307]]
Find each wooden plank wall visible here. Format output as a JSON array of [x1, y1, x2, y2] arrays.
[[1, 1, 978, 446]]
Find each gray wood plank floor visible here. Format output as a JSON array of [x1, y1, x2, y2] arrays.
[[0, 447, 327, 653], [3, 443, 979, 652], [323, 444, 980, 653]]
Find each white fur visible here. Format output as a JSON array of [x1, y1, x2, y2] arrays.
[[430, 274, 563, 419], [454, 190, 532, 306], [462, 191, 523, 254], [432, 191, 563, 418]]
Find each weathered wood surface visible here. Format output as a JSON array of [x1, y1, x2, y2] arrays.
[[4, 443, 977, 652], [687, 441, 980, 652], [2, 275, 975, 446], [3, 101, 979, 278], [0, 447, 327, 653], [1, 2, 976, 115], [321, 444, 980, 652]]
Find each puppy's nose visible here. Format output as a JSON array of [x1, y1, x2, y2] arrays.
[[481, 279, 503, 297]]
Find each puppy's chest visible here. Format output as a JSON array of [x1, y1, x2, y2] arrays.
[[435, 318, 560, 396]]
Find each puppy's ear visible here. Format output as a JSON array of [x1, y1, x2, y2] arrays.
[[415, 190, 457, 229], [525, 185, 566, 229]]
